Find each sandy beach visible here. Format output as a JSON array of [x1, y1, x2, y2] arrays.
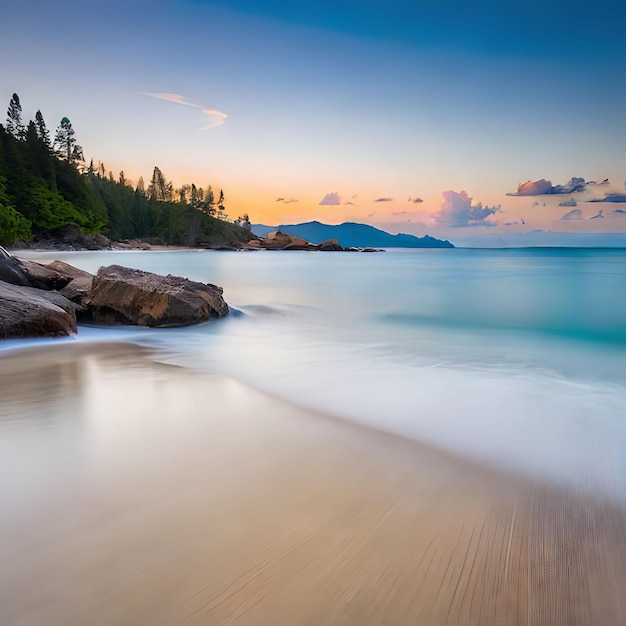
[[1, 343, 625, 625]]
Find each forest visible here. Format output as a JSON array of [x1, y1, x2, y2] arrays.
[[0, 93, 252, 246]]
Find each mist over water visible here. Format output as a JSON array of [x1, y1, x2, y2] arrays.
[[9, 248, 626, 501]]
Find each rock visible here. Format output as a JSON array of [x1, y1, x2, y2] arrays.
[[29, 225, 113, 251], [319, 238, 343, 251], [59, 275, 93, 308], [88, 265, 229, 327], [0, 282, 78, 338], [0, 255, 30, 286], [16, 258, 93, 290], [260, 231, 309, 250]]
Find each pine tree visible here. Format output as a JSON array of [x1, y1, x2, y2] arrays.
[[136, 176, 145, 195], [34, 110, 50, 146], [217, 189, 226, 220], [53, 117, 81, 163], [6, 93, 25, 140], [203, 185, 215, 216]]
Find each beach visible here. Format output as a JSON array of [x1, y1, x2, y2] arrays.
[[1, 343, 625, 625]]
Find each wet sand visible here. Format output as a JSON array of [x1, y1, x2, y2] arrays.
[[1, 343, 626, 625]]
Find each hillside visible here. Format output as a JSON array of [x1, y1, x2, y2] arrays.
[[251, 221, 454, 248]]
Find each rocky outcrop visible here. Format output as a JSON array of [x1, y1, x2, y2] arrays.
[[1, 253, 231, 337], [256, 231, 378, 252], [88, 265, 229, 327], [0, 282, 78, 338], [260, 231, 314, 250]]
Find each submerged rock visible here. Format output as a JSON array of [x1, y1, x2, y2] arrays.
[[0, 282, 78, 338], [88, 265, 229, 327]]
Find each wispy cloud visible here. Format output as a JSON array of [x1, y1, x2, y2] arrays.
[[433, 190, 500, 227], [142, 92, 228, 130], [374, 197, 393, 203], [276, 197, 298, 203], [589, 194, 626, 203], [319, 192, 341, 205], [392, 210, 407, 215], [408, 197, 423, 203], [367, 210, 376, 218]]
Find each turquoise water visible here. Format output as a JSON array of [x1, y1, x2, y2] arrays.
[[8, 248, 626, 501]]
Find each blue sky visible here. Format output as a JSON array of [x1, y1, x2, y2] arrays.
[[2, 0, 625, 243]]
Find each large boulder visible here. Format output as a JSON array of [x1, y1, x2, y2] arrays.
[[319, 238, 343, 251], [260, 231, 310, 250], [16, 258, 93, 291], [0, 282, 78, 338], [88, 265, 229, 327]]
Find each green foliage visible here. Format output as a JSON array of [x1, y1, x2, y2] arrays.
[[0, 177, 31, 244], [22, 181, 88, 230]]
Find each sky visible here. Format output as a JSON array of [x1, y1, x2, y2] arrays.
[[1, 0, 626, 245]]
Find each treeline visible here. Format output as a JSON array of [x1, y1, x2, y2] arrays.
[[0, 93, 252, 246]]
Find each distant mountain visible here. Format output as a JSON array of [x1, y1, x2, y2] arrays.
[[251, 221, 454, 248]]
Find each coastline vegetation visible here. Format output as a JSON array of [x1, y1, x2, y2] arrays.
[[0, 93, 252, 247]]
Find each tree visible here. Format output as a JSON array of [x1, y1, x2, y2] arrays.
[[34, 110, 50, 147], [217, 188, 226, 220], [136, 176, 145, 195], [54, 117, 82, 164], [6, 93, 25, 140], [202, 185, 215, 216], [147, 166, 173, 202]]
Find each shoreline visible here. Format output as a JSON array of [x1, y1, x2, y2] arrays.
[[2, 342, 626, 624]]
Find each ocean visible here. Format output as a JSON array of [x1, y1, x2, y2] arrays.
[[5, 247, 626, 502]]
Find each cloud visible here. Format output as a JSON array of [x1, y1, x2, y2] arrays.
[[276, 197, 285, 202], [199, 109, 228, 129], [344, 201, 355, 205], [589, 194, 626, 203], [142, 92, 228, 130], [367, 210, 376, 218], [143, 92, 197, 106], [392, 211, 407, 215], [558, 198, 577, 207], [586, 178, 609, 186], [560, 209, 583, 220], [614, 209, 626, 214], [409, 197, 423, 203], [560, 208, 604, 221], [283, 198, 298, 204], [319, 192, 341, 205], [374, 197, 393, 203], [433, 190, 500, 227], [507, 177, 587, 196]]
